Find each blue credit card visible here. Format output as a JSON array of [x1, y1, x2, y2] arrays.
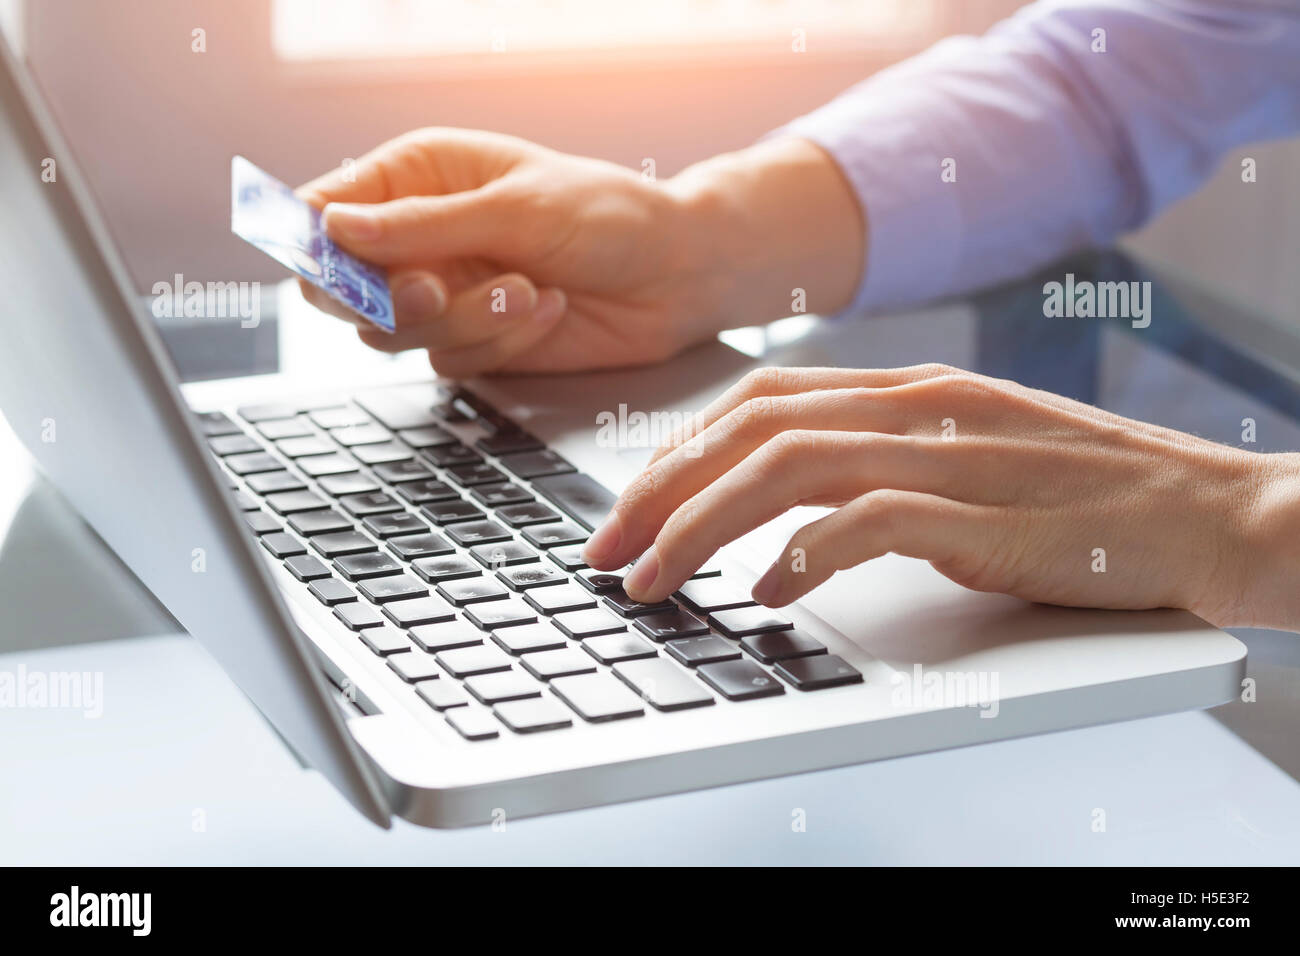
[[230, 155, 395, 332]]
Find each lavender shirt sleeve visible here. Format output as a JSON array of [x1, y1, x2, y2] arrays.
[[768, 0, 1300, 315]]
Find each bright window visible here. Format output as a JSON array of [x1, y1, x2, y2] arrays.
[[273, 0, 936, 61]]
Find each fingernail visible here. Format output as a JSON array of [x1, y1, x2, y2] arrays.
[[581, 511, 622, 566], [494, 276, 538, 317], [751, 563, 781, 605], [533, 288, 566, 323], [394, 275, 443, 321], [323, 203, 381, 241], [622, 546, 659, 597]]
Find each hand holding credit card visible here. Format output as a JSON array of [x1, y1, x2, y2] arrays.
[[230, 155, 395, 332]]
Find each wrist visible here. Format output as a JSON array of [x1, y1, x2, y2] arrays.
[[1229, 452, 1300, 630], [664, 138, 866, 335]]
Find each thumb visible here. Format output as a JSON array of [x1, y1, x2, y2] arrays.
[[322, 188, 511, 265]]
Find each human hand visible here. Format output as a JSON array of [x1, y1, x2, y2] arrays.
[[581, 364, 1300, 630], [297, 130, 864, 376]]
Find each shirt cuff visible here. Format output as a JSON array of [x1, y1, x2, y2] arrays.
[[764, 82, 965, 318]]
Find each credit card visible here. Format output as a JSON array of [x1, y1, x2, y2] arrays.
[[230, 155, 395, 332]]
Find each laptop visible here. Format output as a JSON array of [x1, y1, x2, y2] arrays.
[[0, 34, 1246, 829]]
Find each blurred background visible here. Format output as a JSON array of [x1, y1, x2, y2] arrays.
[[3, 0, 1296, 328]]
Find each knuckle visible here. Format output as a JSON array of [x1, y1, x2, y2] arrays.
[[738, 366, 789, 398], [725, 395, 782, 441], [619, 466, 667, 513], [755, 429, 811, 471]]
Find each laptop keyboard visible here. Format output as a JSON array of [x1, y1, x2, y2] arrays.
[[197, 385, 863, 742]]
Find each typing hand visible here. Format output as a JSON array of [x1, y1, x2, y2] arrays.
[[582, 365, 1300, 631]]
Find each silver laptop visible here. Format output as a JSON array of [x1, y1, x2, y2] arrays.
[[0, 34, 1246, 829]]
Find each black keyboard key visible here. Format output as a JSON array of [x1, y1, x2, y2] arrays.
[[308, 578, 356, 606], [265, 490, 328, 515], [358, 574, 429, 604], [352, 442, 413, 466], [491, 623, 568, 656], [581, 633, 657, 664], [339, 491, 403, 517], [497, 563, 566, 591], [283, 553, 331, 581], [493, 698, 571, 734], [551, 673, 645, 723], [739, 630, 828, 664], [529, 471, 613, 530], [362, 512, 429, 539], [499, 450, 576, 481], [276, 435, 335, 458], [382, 595, 456, 628], [358, 625, 413, 655], [333, 551, 403, 581], [436, 577, 508, 606], [521, 522, 587, 549], [418, 681, 469, 711], [775, 654, 863, 690], [288, 509, 353, 536], [697, 659, 785, 701], [261, 532, 306, 558], [209, 433, 261, 456], [246, 470, 306, 494], [421, 500, 484, 525], [445, 520, 511, 547], [520, 647, 595, 686], [471, 483, 533, 507], [665, 635, 741, 667], [329, 423, 391, 447], [476, 431, 544, 455], [196, 411, 240, 436], [546, 544, 589, 572], [318, 472, 380, 496], [470, 540, 538, 568], [576, 568, 624, 593], [387, 652, 443, 683], [397, 425, 457, 448], [310, 531, 377, 558], [424, 444, 482, 467], [226, 451, 283, 476], [602, 589, 675, 617], [709, 607, 794, 638], [388, 533, 454, 560], [465, 671, 542, 705], [334, 602, 386, 631], [436, 645, 513, 678], [409, 619, 484, 653], [676, 578, 757, 613], [411, 554, 480, 583], [445, 462, 506, 487], [613, 659, 715, 712], [374, 459, 436, 484], [297, 453, 358, 477], [496, 501, 561, 527], [243, 511, 280, 535], [552, 607, 626, 639], [397, 479, 458, 505], [524, 583, 596, 615], [632, 608, 710, 642], [445, 708, 499, 740], [465, 598, 538, 630]]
